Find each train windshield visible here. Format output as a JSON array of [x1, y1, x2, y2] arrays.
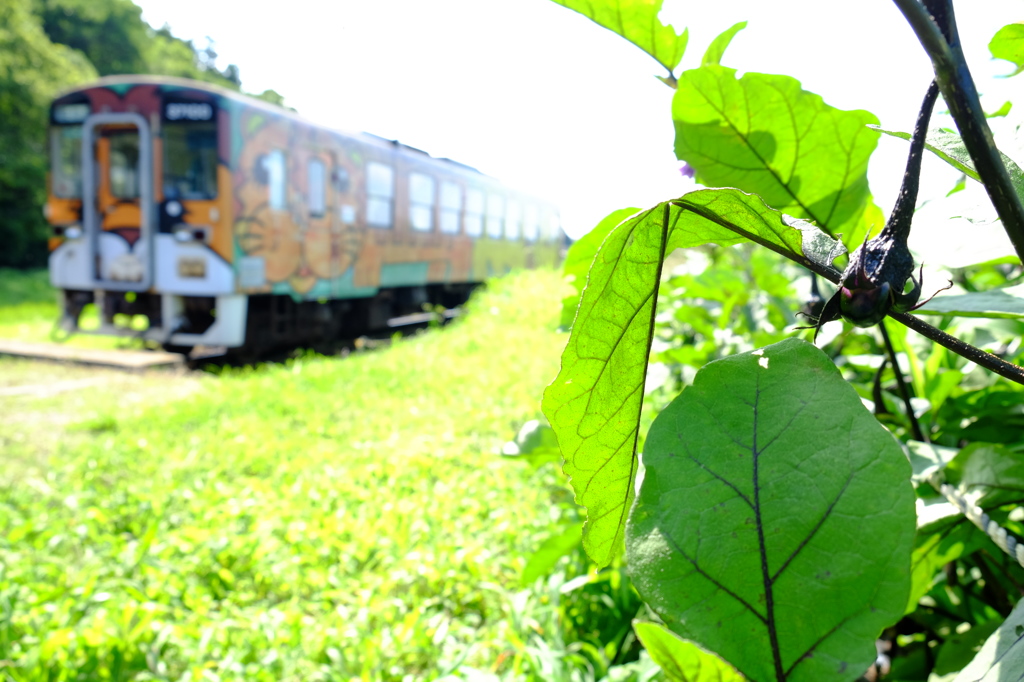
[[163, 121, 218, 200], [109, 130, 140, 199], [50, 126, 83, 198]]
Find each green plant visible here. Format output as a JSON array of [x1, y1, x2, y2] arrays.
[[543, 1, 1024, 680]]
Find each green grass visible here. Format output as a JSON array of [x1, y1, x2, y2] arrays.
[[0, 268, 149, 348], [0, 268, 54, 307], [0, 269, 600, 681]]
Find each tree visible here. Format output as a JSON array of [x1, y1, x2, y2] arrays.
[[34, 0, 149, 75], [0, 0, 95, 267], [253, 89, 289, 109], [36, 0, 243, 89], [146, 26, 242, 89]]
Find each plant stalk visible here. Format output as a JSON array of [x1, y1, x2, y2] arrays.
[[892, 0, 1024, 264], [878, 322, 927, 441]]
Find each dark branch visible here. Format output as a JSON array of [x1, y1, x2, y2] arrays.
[[885, 81, 939, 245], [891, 0, 1024, 264], [889, 311, 1024, 386]]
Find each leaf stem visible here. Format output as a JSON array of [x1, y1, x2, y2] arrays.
[[891, 0, 1024, 263], [872, 357, 890, 416], [878, 322, 927, 442], [889, 311, 1024, 386]]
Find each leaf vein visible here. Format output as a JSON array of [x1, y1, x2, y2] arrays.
[[660, 529, 768, 624], [771, 472, 854, 584], [687, 454, 753, 509]]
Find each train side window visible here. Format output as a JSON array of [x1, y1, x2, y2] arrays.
[[440, 181, 461, 234], [367, 161, 394, 228], [486, 194, 504, 239], [464, 188, 484, 237], [308, 159, 326, 217], [409, 172, 435, 232], [261, 150, 287, 210], [505, 201, 522, 240], [523, 205, 540, 242]]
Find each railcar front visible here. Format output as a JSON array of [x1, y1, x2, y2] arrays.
[[46, 76, 243, 350]]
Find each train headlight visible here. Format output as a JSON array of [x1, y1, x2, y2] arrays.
[[173, 225, 211, 243], [166, 200, 183, 218], [64, 225, 83, 240]]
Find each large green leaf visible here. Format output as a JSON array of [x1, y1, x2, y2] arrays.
[[872, 127, 1024, 202], [560, 207, 641, 329], [673, 66, 883, 246], [633, 621, 745, 681], [953, 597, 1024, 681], [549, 0, 688, 76], [914, 283, 1024, 319], [543, 189, 844, 566], [990, 23, 1024, 78], [627, 338, 915, 682]]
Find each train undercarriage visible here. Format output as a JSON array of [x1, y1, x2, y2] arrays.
[[57, 282, 479, 360]]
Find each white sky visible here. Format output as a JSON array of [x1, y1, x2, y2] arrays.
[[134, 0, 1022, 240]]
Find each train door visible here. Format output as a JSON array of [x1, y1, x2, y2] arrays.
[[329, 149, 364, 296], [81, 113, 154, 291]]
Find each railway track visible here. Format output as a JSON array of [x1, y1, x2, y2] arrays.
[[0, 308, 462, 371], [0, 339, 185, 370]]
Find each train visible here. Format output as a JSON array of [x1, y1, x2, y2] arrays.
[[45, 75, 563, 355]]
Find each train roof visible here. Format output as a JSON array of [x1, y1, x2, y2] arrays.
[[55, 75, 494, 180]]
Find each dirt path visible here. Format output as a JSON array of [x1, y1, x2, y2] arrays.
[[0, 357, 205, 475]]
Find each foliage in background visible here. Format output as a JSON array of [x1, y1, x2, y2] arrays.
[[0, 0, 96, 269], [0, 0, 285, 269], [33, 0, 241, 86], [0, 268, 56, 307]]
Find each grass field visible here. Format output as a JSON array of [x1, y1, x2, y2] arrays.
[[0, 268, 148, 349], [0, 269, 630, 681]]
